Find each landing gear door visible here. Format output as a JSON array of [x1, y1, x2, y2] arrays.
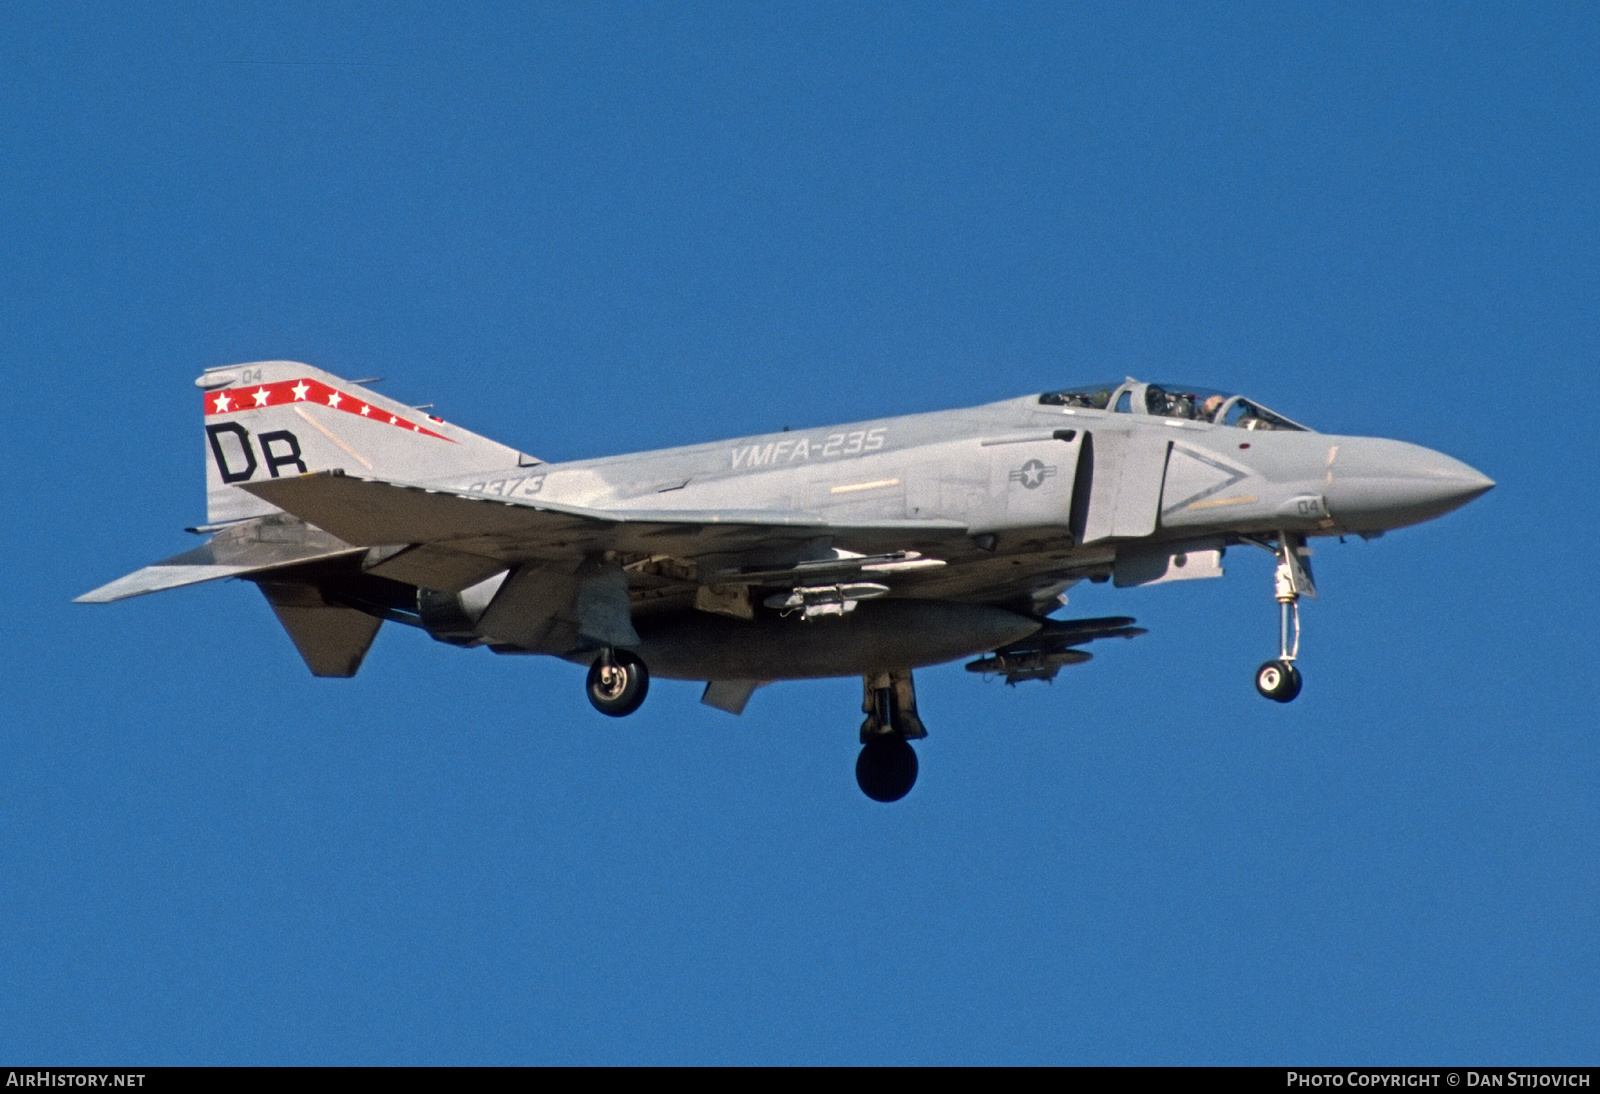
[[982, 432, 1082, 530], [1078, 431, 1172, 544]]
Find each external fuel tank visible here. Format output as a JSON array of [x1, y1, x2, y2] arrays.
[[624, 598, 1042, 681]]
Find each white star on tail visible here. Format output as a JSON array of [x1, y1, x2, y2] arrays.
[[327, 390, 343, 408], [212, 392, 232, 413], [292, 381, 310, 401], [252, 387, 271, 406], [360, 405, 371, 416]]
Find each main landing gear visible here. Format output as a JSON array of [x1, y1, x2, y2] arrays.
[[856, 670, 926, 802], [586, 648, 649, 717], [1253, 532, 1313, 703]]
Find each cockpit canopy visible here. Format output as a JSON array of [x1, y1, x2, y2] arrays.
[[1038, 379, 1310, 431]]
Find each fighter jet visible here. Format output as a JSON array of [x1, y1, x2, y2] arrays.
[[79, 363, 1493, 801]]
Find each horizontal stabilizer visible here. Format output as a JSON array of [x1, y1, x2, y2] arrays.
[[76, 558, 269, 603], [75, 519, 363, 603]]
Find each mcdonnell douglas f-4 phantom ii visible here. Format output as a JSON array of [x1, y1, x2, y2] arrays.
[[80, 363, 1493, 801]]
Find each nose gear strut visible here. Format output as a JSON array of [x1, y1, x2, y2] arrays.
[[1252, 532, 1313, 703]]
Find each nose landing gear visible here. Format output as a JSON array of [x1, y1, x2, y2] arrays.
[[1254, 533, 1313, 703], [856, 670, 925, 802]]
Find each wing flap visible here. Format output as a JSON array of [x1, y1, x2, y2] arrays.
[[474, 563, 581, 652], [362, 543, 510, 594], [700, 680, 768, 716]]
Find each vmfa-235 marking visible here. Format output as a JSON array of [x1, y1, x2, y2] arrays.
[[463, 426, 890, 501], [729, 428, 887, 467], [80, 361, 1493, 802]]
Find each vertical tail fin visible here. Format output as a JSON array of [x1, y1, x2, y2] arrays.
[[199, 361, 534, 523]]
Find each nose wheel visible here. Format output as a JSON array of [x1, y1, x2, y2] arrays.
[[586, 649, 649, 716], [1255, 659, 1302, 702]]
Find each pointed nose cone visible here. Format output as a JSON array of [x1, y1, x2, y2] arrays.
[[1323, 439, 1494, 533]]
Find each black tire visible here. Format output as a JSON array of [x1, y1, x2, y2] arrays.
[[586, 651, 649, 717], [855, 737, 918, 802], [1255, 659, 1302, 703]]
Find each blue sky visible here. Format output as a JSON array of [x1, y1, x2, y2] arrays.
[[2, 2, 1595, 1064]]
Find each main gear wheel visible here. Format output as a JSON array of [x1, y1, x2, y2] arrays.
[[586, 650, 649, 717]]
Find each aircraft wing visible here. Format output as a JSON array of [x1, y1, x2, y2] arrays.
[[241, 471, 969, 593]]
